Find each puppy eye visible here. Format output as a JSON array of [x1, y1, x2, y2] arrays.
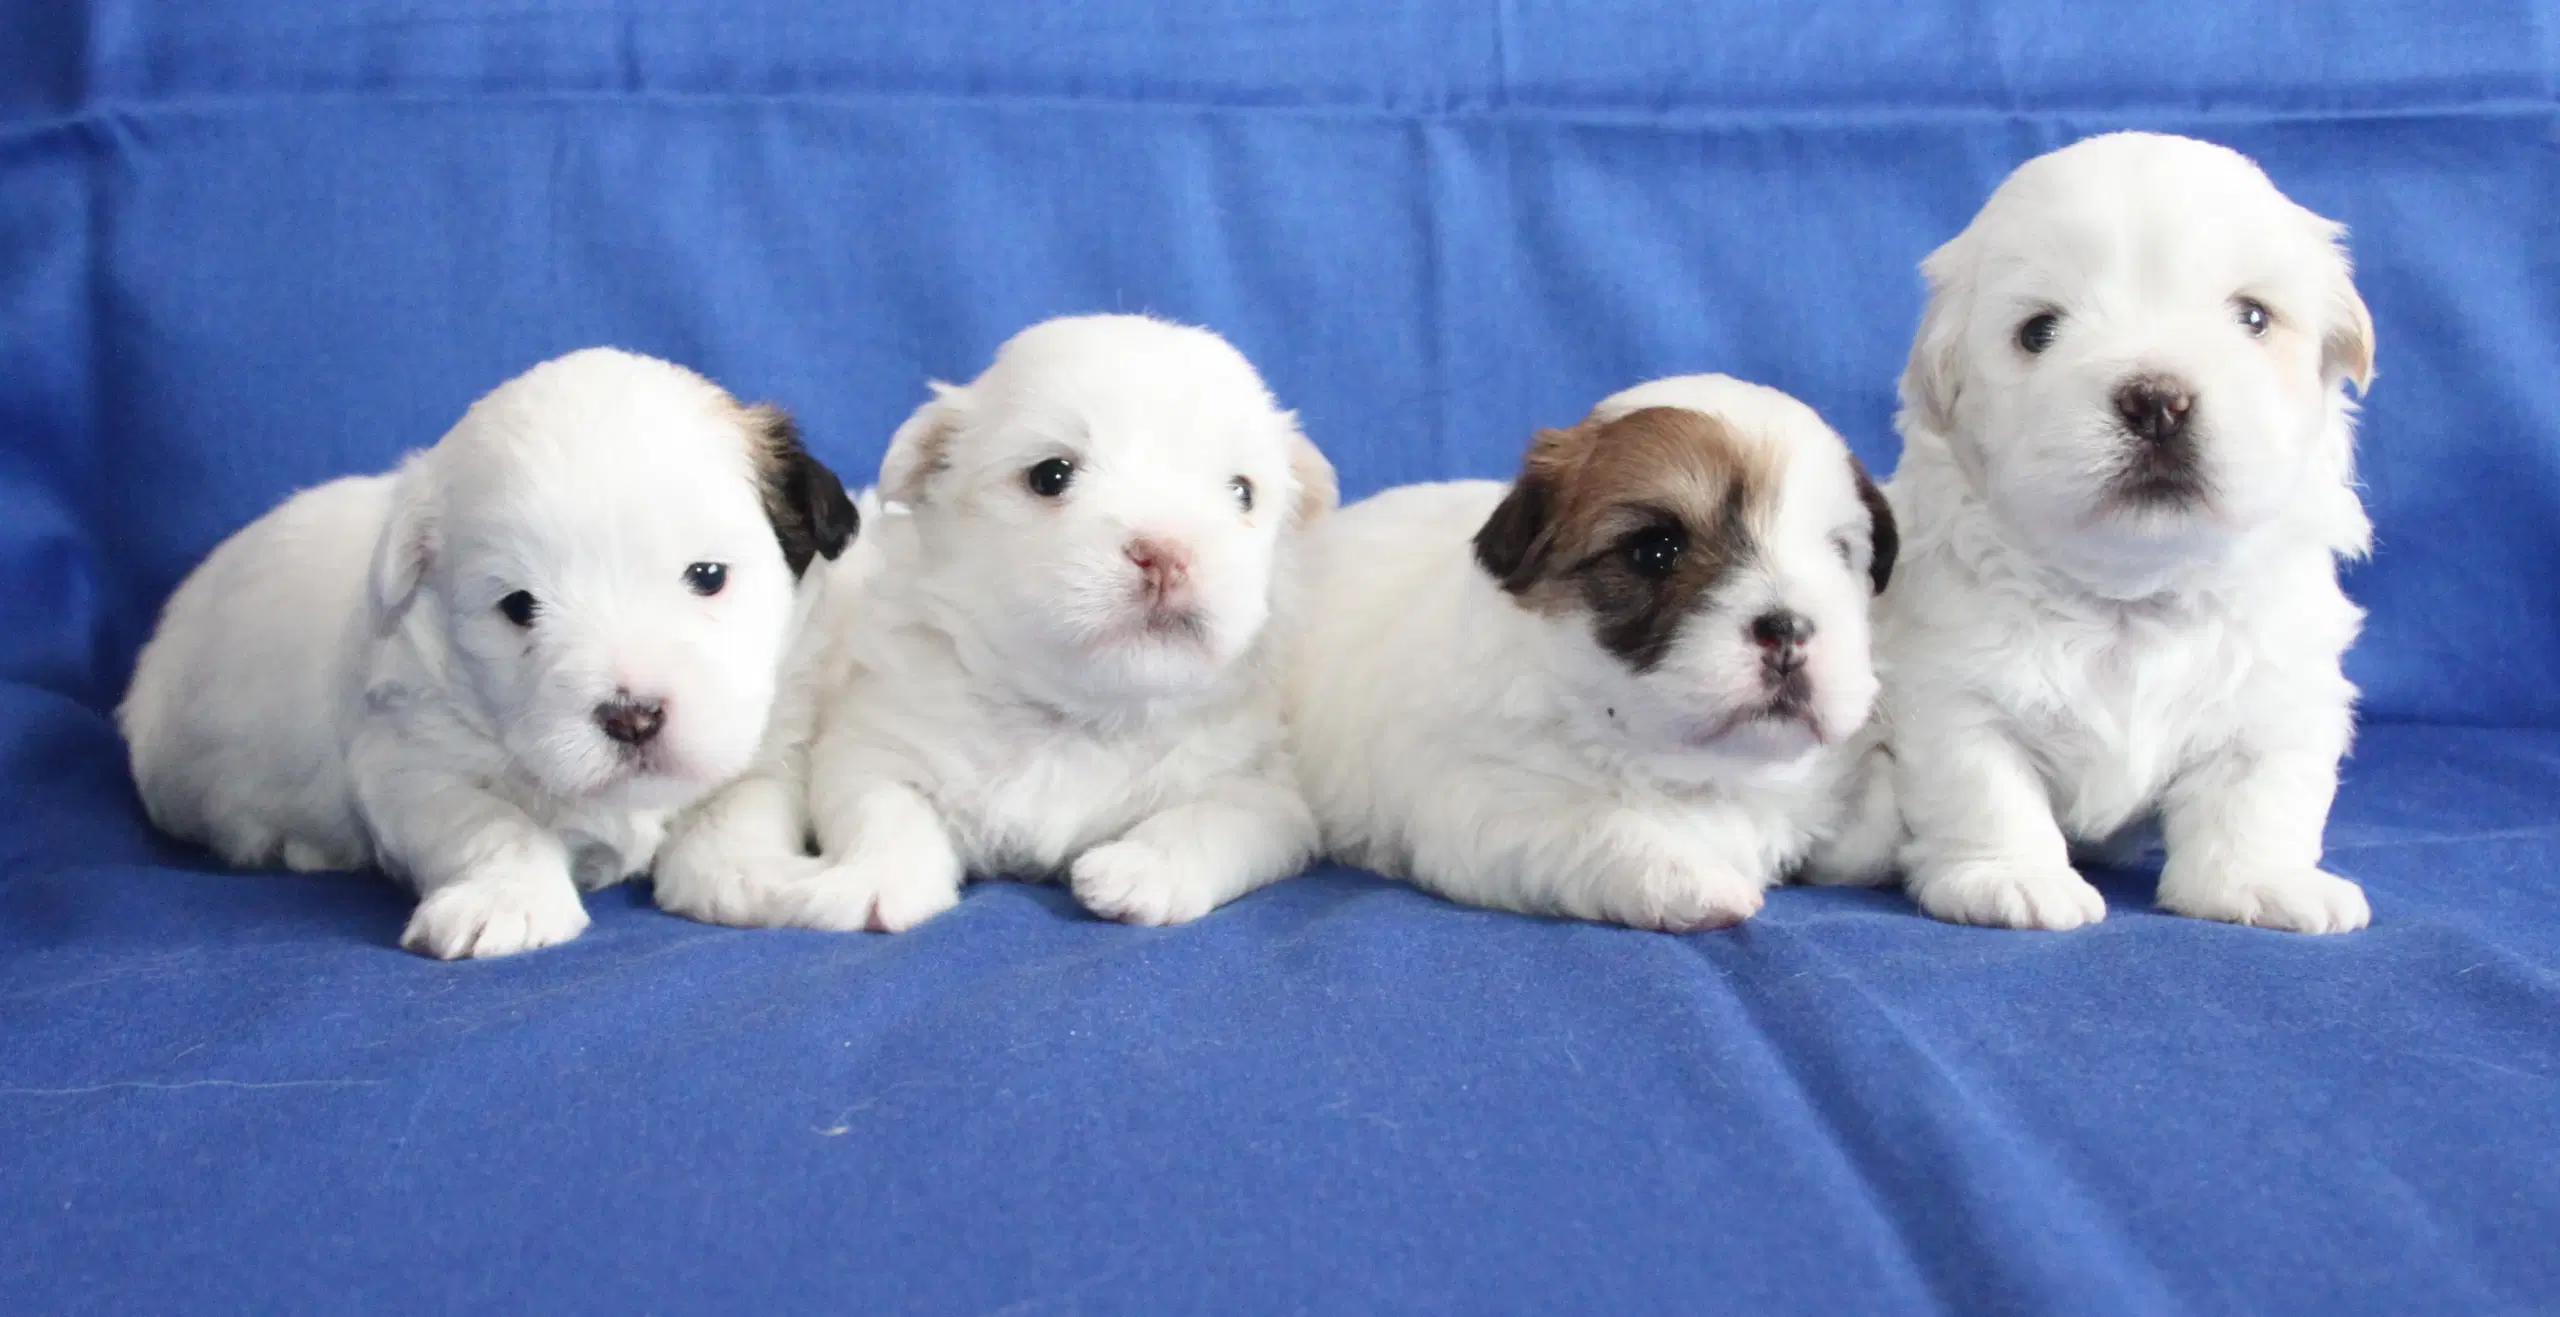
[[684, 562, 727, 597], [2016, 312, 2062, 355], [1230, 476, 1255, 512], [1830, 533, 1857, 568], [499, 591, 538, 628], [1623, 526, 1687, 580], [2234, 298, 2272, 338], [1026, 457, 1076, 499]]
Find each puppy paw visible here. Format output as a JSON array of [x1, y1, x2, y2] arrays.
[[653, 853, 829, 928], [1610, 857, 1765, 932], [402, 875, 590, 960], [796, 849, 962, 934], [1913, 859, 2105, 931], [2159, 867, 2369, 934], [1071, 838, 1222, 927]]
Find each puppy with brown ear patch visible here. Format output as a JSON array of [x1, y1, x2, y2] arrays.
[[1285, 375, 1900, 930], [119, 348, 859, 958]]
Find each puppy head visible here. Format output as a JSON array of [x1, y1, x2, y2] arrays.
[[879, 314, 1334, 703], [370, 348, 856, 809], [1474, 375, 1892, 766], [1903, 132, 2373, 586]]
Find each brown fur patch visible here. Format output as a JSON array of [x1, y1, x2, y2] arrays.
[[742, 402, 859, 577], [1472, 406, 1785, 671]]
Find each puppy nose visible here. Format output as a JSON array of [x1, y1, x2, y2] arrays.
[[1751, 610, 1815, 675], [2113, 376, 2194, 445], [595, 692, 665, 746], [1125, 536, 1193, 596]]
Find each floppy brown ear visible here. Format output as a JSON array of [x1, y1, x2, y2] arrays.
[[747, 404, 859, 577], [1472, 430, 1576, 594], [878, 382, 967, 506], [1850, 454, 1898, 595], [367, 453, 439, 633], [1284, 419, 1339, 526], [1899, 235, 1974, 437]]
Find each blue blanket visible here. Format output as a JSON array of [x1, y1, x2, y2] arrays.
[[4, 2, 2555, 1312]]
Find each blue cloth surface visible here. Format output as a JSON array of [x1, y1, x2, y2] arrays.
[[3, 2, 2557, 1312]]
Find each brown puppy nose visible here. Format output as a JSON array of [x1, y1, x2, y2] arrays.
[[2113, 375, 2195, 445], [1751, 610, 1815, 675], [595, 693, 665, 746], [1125, 536, 1193, 600]]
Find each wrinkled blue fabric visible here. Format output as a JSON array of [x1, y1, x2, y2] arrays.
[[2, 3, 2555, 1313]]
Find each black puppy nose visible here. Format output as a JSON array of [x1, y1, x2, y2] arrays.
[[2113, 376, 2195, 445], [1751, 610, 1815, 674], [595, 694, 665, 747]]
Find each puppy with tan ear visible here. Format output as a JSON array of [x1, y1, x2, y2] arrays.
[[1285, 375, 1901, 931], [664, 313, 1336, 931], [118, 349, 859, 958], [1884, 131, 2378, 933]]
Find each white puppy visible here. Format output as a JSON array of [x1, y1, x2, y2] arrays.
[[1286, 375, 1901, 930], [658, 314, 1337, 932], [118, 348, 858, 958], [1884, 131, 2377, 933]]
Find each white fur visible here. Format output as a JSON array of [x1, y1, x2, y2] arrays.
[[1883, 132, 2378, 933], [1285, 375, 1899, 930], [120, 349, 820, 957], [659, 314, 1335, 931]]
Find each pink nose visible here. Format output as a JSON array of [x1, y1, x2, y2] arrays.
[[1125, 536, 1193, 599]]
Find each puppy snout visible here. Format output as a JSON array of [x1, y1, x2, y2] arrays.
[[594, 692, 666, 747], [2113, 375, 2195, 446], [1751, 610, 1815, 676], [1124, 536, 1194, 600]]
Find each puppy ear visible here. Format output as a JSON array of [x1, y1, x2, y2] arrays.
[[746, 404, 860, 578], [879, 382, 968, 506], [1850, 454, 1898, 595], [368, 455, 439, 633], [2319, 232, 2377, 394], [1283, 416, 1339, 526], [1472, 430, 1572, 593], [1900, 237, 1974, 436]]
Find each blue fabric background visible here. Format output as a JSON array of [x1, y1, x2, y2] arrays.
[[3, 3, 2556, 1313]]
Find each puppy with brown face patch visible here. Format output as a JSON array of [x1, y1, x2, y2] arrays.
[[1283, 375, 1901, 930]]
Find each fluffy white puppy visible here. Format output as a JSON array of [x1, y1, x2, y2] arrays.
[[1884, 131, 2378, 933], [1286, 375, 1902, 930], [658, 314, 1337, 932], [118, 348, 858, 958]]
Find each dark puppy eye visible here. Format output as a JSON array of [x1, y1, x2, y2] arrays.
[[684, 562, 727, 597], [1623, 526, 1687, 580], [2016, 312, 2062, 355], [499, 591, 538, 628], [1026, 457, 1076, 498], [1831, 533, 1856, 568], [2234, 298, 2271, 338], [1230, 475, 1254, 512]]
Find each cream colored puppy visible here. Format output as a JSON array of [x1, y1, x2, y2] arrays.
[[658, 314, 1337, 931], [1885, 132, 2377, 933], [1286, 376, 1901, 930]]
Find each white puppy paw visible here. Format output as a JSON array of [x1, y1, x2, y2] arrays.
[[1600, 856, 1765, 932], [796, 848, 962, 934], [1913, 859, 2106, 931], [1071, 838, 1222, 927], [401, 874, 590, 959], [2159, 867, 2369, 934], [653, 852, 829, 928]]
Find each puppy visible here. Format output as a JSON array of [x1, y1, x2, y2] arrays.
[[1884, 131, 2377, 933], [118, 348, 858, 958], [1285, 375, 1901, 930], [660, 314, 1336, 932]]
